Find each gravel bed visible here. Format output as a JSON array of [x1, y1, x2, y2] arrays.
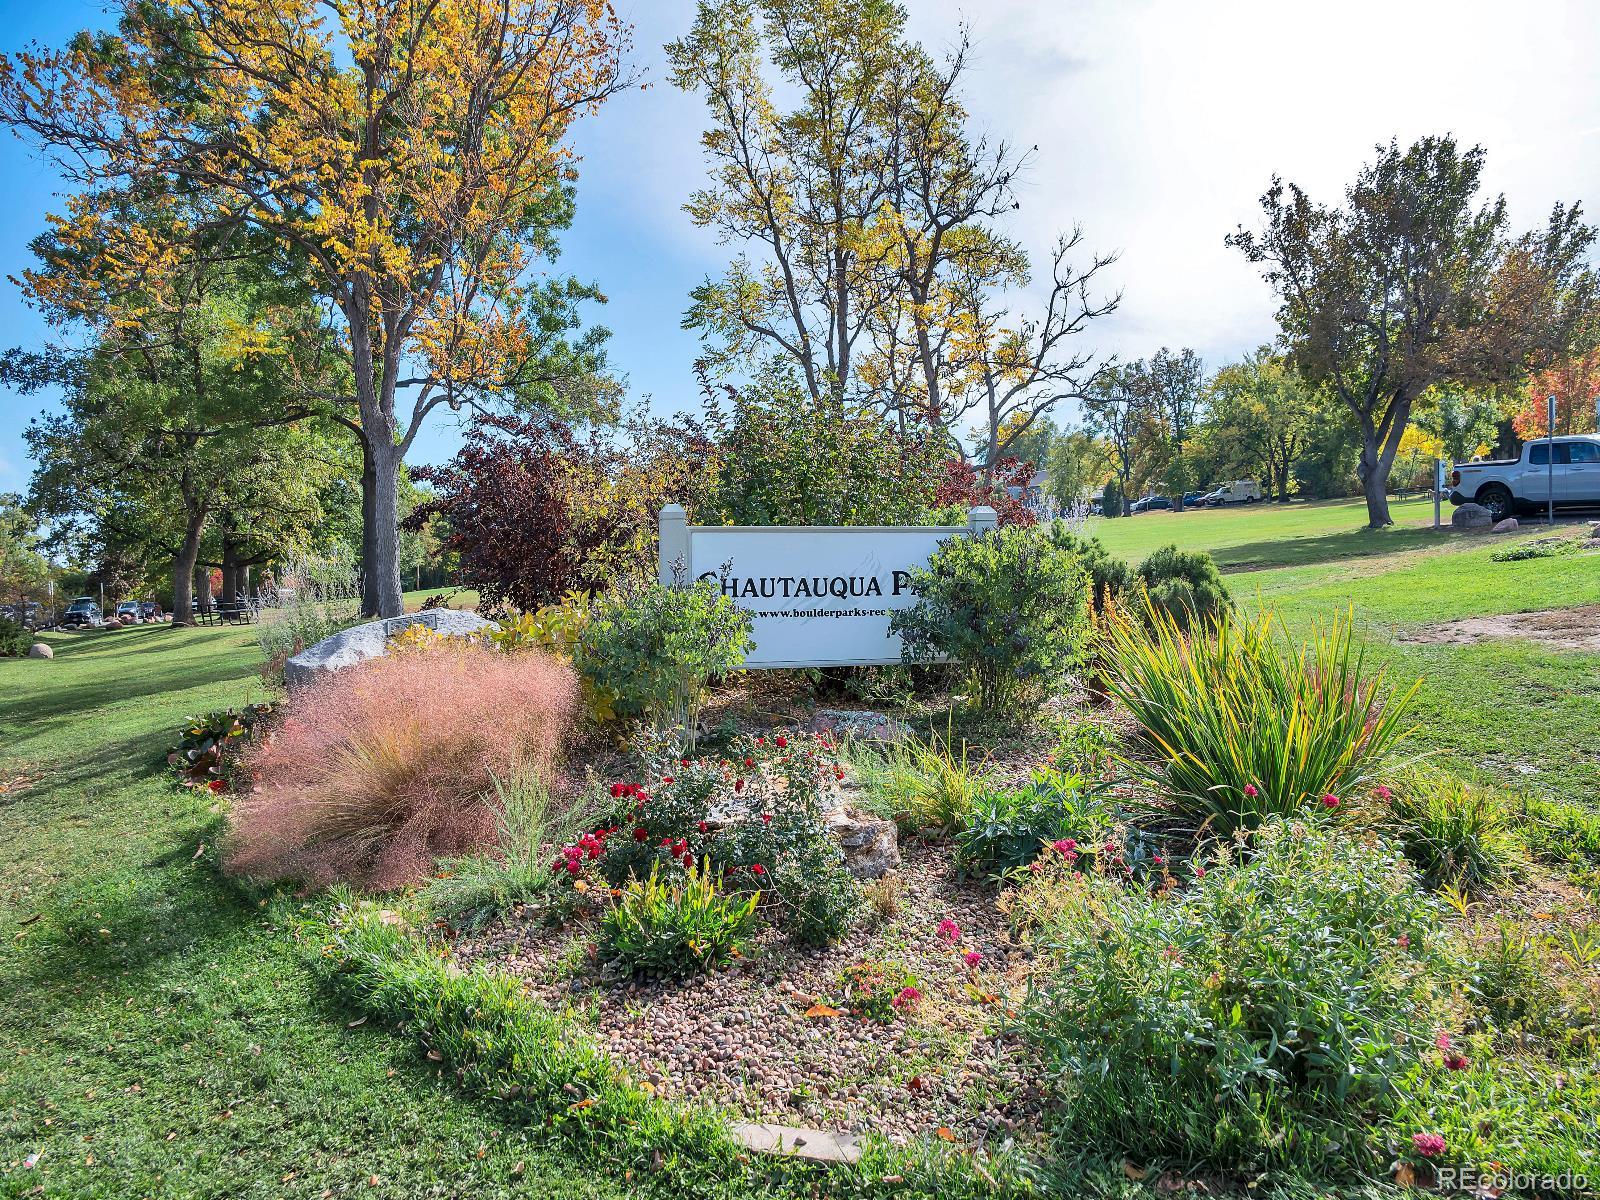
[[450, 841, 1050, 1146]]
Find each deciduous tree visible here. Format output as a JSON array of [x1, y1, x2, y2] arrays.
[[0, 0, 629, 616], [1228, 136, 1596, 526]]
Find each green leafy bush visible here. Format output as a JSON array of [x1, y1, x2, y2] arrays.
[[574, 575, 753, 750], [890, 524, 1089, 713], [1104, 606, 1418, 838], [0, 615, 30, 657], [1046, 526, 1133, 617], [1134, 543, 1231, 630], [770, 837, 860, 948], [701, 366, 939, 525], [1385, 770, 1522, 892], [1017, 819, 1447, 1172], [600, 859, 759, 978], [955, 768, 1112, 881], [166, 703, 277, 791], [838, 960, 921, 1021]]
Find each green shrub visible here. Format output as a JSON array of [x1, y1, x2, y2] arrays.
[[166, 703, 277, 791], [0, 615, 30, 657], [254, 550, 361, 676], [574, 575, 753, 751], [838, 960, 921, 1021], [1134, 544, 1231, 630], [1103, 605, 1418, 838], [890, 524, 1089, 713], [1045, 526, 1133, 618], [770, 837, 860, 948], [1017, 819, 1447, 1172], [955, 768, 1112, 881], [600, 859, 759, 978], [422, 773, 581, 928], [842, 729, 985, 835], [1517, 792, 1600, 867], [1385, 770, 1522, 892]]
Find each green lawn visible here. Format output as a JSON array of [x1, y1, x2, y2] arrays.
[[0, 624, 625, 1199]]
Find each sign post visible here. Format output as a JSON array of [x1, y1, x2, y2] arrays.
[[1433, 457, 1442, 529], [658, 505, 996, 669]]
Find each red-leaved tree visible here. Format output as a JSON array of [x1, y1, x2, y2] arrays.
[[933, 458, 1038, 527], [408, 413, 711, 615], [1511, 349, 1600, 439]]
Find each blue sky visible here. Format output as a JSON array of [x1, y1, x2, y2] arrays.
[[3, 0, 1600, 495]]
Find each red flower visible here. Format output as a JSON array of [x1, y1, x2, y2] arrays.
[[662, 776, 674, 785], [775, 735, 787, 749], [750, 863, 766, 875], [743, 756, 754, 768], [634, 827, 648, 842], [1443, 1052, 1469, 1071], [611, 782, 625, 798], [207, 779, 226, 794], [761, 813, 772, 824], [1243, 784, 1258, 798], [963, 950, 983, 969], [1194, 866, 1206, 879], [565, 860, 580, 876], [1410, 1132, 1446, 1158], [697, 821, 709, 833], [734, 779, 744, 793], [1321, 793, 1340, 809]]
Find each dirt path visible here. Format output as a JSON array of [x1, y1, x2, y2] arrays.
[[1402, 604, 1600, 653]]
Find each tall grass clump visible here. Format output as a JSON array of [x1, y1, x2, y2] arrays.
[[421, 772, 584, 927], [256, 549, 362, 677], [1384, 769, 1523, 892], [1017, 819, 1447, 1173], [226, 645, 577, 890], [841, 728, 985, 834], [1103, 605, 1418, 837]]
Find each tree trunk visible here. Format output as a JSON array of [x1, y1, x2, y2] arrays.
[[359, 437, 381, 617], [171, 509, 207, 625], [220, 532, 241, 603], [368, 441, 405, 618], [1358, 431, 1393, 527], [195, 565, 213, 609]]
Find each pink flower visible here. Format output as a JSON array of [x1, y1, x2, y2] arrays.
[[1411, 1132, 1447, 1158], [1243, 784, 1258, 798], [891, 986, 921, 1008], [1152, 855, 1164, 865], [1434, 1031, 1453, 1052], [1443, 1052, 1469, 1071], [936, 918, 961, 944], [963, 950, 983, 969], [1321, 793, 1340, 809], [1397, 933, 1410, 948], [1373, 785, 1393, 802], [1193, 866, 1206, 879]]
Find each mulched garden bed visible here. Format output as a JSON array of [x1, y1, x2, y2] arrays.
[[449, 840, 1050, 1146]]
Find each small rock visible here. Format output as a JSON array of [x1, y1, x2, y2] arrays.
[[27, 642, 52, 659], [1492, 517, 1519, 533], [808, 709, 911, 745], [824, 808, 900, 879], [1450, 503, 1494, 531]]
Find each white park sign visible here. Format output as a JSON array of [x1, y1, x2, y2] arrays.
[[658, 504, 998, 669]]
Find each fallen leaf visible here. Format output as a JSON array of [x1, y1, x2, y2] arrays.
[[1123, 1159, 1148, 1180], [425, 1049, 443, 1062], [346, 1016, 367, 1028], [1531, 912, 1553, 920], [935, 1127, 955, 1142], [192, 844, 206, 861], [803, 1003, 841, 1018], [568, 1098, 595, 1111], [1394, 1162, 1418, 1188]]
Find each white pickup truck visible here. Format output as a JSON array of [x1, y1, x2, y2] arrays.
[[1448, 434, 1600, 522]]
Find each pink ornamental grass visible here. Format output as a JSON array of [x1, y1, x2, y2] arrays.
[[226, 645, 577, 891]]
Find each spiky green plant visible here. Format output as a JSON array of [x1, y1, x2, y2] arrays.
[[1102, 604, 1418, 838]]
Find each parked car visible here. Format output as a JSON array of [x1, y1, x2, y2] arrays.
[[115, 600, 144, 624], [1181, 491, 1207, 508], [1449, 434, 1600, 522], [140, 600, 164, 621], [1200, 480, 1266, 506], [61, 596, 104, 628]]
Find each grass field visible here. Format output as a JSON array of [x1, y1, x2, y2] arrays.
[[0, 625, 624, 1199], [3, 510, 1598, 1196]]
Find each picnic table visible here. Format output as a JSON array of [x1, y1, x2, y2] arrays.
[[193, 599, 259, 626]]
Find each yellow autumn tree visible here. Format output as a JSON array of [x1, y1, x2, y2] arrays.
[[0, 0, 629, 616]]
